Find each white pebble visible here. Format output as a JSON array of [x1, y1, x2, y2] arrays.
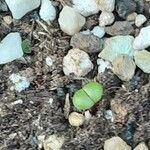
[[69, 112, 85, 126], [11, 99, 23, 106], [96, 0, 115, 12], [91, 26, 105, 38], [135, 14, 147, 27], [43, 134, 65, 150], [104, 137, 131, 150], [105, 110, 114, 122], [5, 0, 40, 19], [0, 32, 23, 64], [134, 142, 149, 150], [97, 59, 111, 73], [99, 11, 115, 26], [58, 6, 85, 35], [39, 0, 56, 23], [133, 25, 150, 50], [9, 73, 30, 92], [72, 0, 99, 17], [63, 48, 93, 77], [46, 56, 53, 66]]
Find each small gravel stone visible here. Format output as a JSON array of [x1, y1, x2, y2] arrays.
[[43, 134, 65, 150], [69, 112, 85, 126], [0, 1, 8, 11], [9, 73, 30, 92], [70, 33, 104, 53], [135, 14, 147, 27], [112, 55, 136, 81], [5, 0, 40, 19], [97, 59, 112, 73], [39, 0, 56, 23], [126, 12, 137, 22], [134, 142, 149, 150], [63, 48, 93, 77], [134, 50, 150, 73], [72, 0, 99, 17], [116, 0, 136, 19], [133, 25, 150, 50], [105, 21, 134, 36], [58, 6, 85, 35], [96, 0, 115, 12], [46, 56, 53, 66], [104, 137, 131, 150], [0, 32, 23, 64], [3, 15, 13, 25], [91, 26, 105, 38], [99, 35, 135, 62], [99, 11, 115, 26], [104, 110, 114, 122], [111, 98, 128, 123]]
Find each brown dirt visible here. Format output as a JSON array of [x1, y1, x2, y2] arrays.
[[0, 1, 150, 150]]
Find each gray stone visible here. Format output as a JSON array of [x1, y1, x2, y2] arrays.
[[99, 35, 135, 62], [116, 0, 136, 19], [112, 55, 136, 81], [71, 33, 104, 53], [105, 21, 134, 36], [134, 50, 150, 73]]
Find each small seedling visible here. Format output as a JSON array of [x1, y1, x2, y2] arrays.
[[73, 82, 103, 111], [21, 39, 31, 54]]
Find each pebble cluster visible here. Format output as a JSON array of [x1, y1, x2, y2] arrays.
[[0, 0, 150, 149]]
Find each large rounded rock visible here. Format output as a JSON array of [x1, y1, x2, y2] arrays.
[[63, 49, 93, 77]]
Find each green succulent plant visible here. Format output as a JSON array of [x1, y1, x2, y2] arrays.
[[73, 82, 103, 111]]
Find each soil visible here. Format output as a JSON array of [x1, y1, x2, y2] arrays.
[[0, 1, 150, 150]]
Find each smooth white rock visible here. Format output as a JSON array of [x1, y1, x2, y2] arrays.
[[91, 26, 105, 38], [9, 73, 30, 92], [99, 36, 135, 62], [99, 11, 115, 26], [97, 58, 111, 73], [133, 26, 150, 50], [39, 0, 56, 22], [72, 0, 99, 17], [135, 14, 147, 27], [63, 48, 93, 77], [96, 0, 115, 12], [134, 50, 150, 73], [58, 6, 85, 35], [5, 0, 40, 19], [0, 32, 23, 64], [104, 137, 131, 150]]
